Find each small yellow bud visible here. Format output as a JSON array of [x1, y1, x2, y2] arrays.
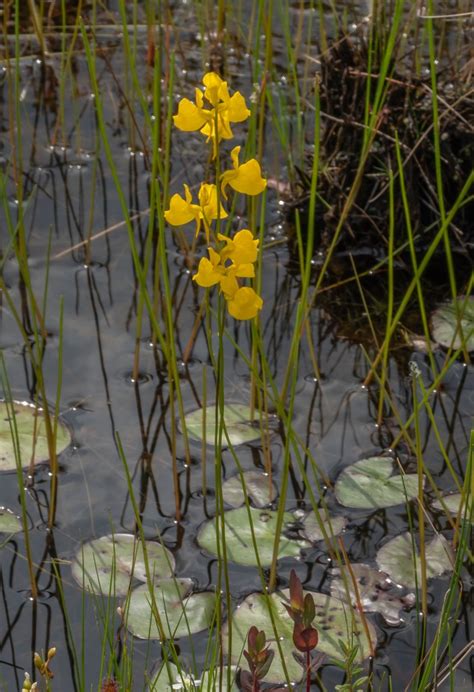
[[47, 647, 57, 660], [33, 653, 43, 671], [21, 671, 32, 691]]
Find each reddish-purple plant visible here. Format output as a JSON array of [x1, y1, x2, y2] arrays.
[[283, 570, 325, 691], [240, 626, 286, 692]]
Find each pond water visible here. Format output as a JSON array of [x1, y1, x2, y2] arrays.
[[0, 2, 472, 690]]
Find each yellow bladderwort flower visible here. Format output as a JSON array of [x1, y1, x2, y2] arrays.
[[220, 146, 267, 199], [192, 247, 225, 287], [218, 229, 259, 264], [173, 73, 250, 156], [165, 183, 228, 243], [227, 286, 263, 320]]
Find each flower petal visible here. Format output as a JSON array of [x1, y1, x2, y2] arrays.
[[227, 159, 267, 196], [227, 287, 263, 320], [203, 72, 225, 107], [192, 257, 222, 288], [165, 190, 195, 226], [173, 97, 208, 131], [227, 92, 250, 123], [232, 262, 255, 278], [220, 272, 239, 298], [199, 183, 228, 222], [219, 229, 259, 264]]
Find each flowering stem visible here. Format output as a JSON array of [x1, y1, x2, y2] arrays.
[[306, 650, 311, 692]]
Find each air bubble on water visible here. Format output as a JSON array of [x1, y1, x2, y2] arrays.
[[278, 200, 285, 207]]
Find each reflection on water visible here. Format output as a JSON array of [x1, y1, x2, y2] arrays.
[[0, 2, 472, 690]]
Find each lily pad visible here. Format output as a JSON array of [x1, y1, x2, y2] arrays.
[[72, 534, 175, 596], [222, 471, 277, 508], [223, 589, 376, 684], [148, 662, 239, 691], [125, 578, 215, 640], [433, 493, 472, 521], [376, 533, 454, 589], [329, 563, 416, 625], [197, 507, 308, 567], [334, 456, 419, 509], [183, 404, 265, 447], [300, 511, 345, 543], [431, 296, 474, 351], [0, 401, 70, 471], [0, 507, 22, 535]]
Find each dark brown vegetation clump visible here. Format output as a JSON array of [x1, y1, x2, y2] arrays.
[[296, 34, 473, 272]]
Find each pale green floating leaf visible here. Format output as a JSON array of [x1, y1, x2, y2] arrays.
[[197, 507, 308, 567], [147, 662, 239, 691], [376, 533, 454, 589], [431, 296, 474, 351], [329, 563, 415, 625], [72, 534, 175, 596], [223, 589, 376, 684], [222, 470, 277, 508], [125, 578, 215, 640], [433, 493, 472, 521], [0, 401, 70, 471], [183, 404, 267, 447], [334, 456, 419, 509], [301, 511, 345, 543], [0, 507, 22, 535]]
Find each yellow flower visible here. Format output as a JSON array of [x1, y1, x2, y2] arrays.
[[220, 146, 267, 198], [173, 73, 250, 156], [219, 261, 255, 298], [227, 286, 263, 320], [173, 89, 208, 131], [192, 247, 225, 287], [165, 183, 227, 242], [218, 229, 259, 264]]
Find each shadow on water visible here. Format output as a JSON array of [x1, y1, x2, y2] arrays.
[[0, 1, 472, 690]]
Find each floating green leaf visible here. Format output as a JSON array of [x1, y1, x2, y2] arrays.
[[125, 578, 215, 640], [222, 470, 277, 508], [197, 507, 308, 567], [300, 511, 345, 543], [0, 507, 22, 535], [147, 662, 239, 691], [183, 404, 266, 447], [223, 590, 376, 684], [329, 563, 416, 625], [72, 534, 175, 596], [431, 296, 474, 351], [376, 533, 454, 588], [433, 493, 472, 521], [334, 457, 419, 509], [0, 401, 70, 471]]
